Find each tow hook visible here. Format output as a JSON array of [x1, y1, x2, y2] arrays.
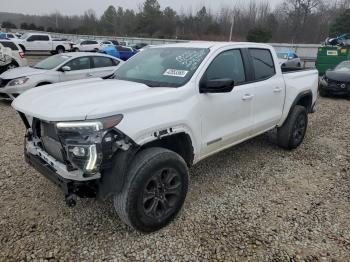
[[65, 194, 77, 207]]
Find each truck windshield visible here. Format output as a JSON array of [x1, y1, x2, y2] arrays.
[[33, 54, 72, 70], [113, 47, 209, 87]]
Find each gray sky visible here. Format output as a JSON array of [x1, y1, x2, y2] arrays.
[[1, 0, 283, 16]]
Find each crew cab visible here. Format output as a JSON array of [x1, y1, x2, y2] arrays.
[[12, 42, 318, 233], [13, 33, 72, 54]]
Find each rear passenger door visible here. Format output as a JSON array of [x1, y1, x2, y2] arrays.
[[90, 56, 120, 78], [59, 56, 92, 82], [248, 48, 285, 134]]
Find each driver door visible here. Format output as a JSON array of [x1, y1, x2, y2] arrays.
[[199, 49, 255, 157]]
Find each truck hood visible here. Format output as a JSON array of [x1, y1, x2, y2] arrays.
[[1, 66, 47, 79], [12, 78, 177, 122]]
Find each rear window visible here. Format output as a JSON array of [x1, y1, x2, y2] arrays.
[[0, 41, 18, 50], [92, 56, 115, 68], [249, 49, 276, 81]]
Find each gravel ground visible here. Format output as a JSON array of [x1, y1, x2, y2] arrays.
[[0, 93, 349, 261]]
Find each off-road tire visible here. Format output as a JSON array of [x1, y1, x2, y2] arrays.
[[277, 105, 308, 150], [114, 147, 189, 233]]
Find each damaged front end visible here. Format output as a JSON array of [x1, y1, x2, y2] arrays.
[[20, 112, 138, 205]]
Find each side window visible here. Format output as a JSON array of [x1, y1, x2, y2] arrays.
[[65, 57, 91, 71], [92, 56, 114, 68], [249, 49, 275, 81], [0, 41, 18, 50], [27, 35, 40, 41], [80, 41, 88, 45], [7, 34, 14, 39], [205, 49, 246, 84], [39, 35, 49, 41], [90, 41, 98, 45]]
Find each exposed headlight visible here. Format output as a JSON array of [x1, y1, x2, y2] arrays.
[[8, 77, 29, 86], [56, 115, 123, 175], [56, 115, 123, 132]]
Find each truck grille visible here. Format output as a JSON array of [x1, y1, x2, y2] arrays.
[[327, 78, 348, 87], [38, 121, 66, 163]]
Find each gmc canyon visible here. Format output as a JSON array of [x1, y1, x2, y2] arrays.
[[12, 42, 318, 232]]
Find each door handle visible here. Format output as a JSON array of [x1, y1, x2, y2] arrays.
[[242, 94, 254, 101], [273, 87, 283, 93]]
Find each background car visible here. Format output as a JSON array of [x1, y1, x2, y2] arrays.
[[99, 45, 138, 61], [0, 52, 122, 100], [277, 51, 302, 68], [319, 60, 350, 97], [130, 43, 148, 50], [101, 40, 120, 47], [0, 40, 27, 73], [4, 33, 19, 39], [72, 40, 101, 52]]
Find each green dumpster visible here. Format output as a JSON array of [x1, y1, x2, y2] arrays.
[[316, 46, 350, 75]]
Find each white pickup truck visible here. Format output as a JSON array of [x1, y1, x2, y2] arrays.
[[13, 33, 72, 54], [12, 42, 318, 232]]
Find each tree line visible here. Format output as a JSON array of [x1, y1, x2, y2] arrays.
[[1, 0, 350, 44]]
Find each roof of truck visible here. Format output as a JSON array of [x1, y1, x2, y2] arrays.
[[152, 41, 273, 50]]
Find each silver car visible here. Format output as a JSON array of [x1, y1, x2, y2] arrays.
[[277, 51, 301, 69], [0, 52, 123, 100]]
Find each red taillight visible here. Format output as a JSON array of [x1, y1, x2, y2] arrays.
[[19, 52, 25, 59]]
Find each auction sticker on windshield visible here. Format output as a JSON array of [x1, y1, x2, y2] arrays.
[[163, 69, 189, 77]]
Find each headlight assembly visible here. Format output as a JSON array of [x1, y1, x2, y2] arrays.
[[8, 77, 29, 86], [56, 115, 123, 175]]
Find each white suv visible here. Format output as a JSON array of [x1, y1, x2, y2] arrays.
[[0, 40, 27, 73]]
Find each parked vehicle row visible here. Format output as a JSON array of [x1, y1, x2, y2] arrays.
[[0, 53, 122, 100], [11, 42, 319, 233]]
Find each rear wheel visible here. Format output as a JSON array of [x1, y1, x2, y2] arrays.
[[56, 46, 65, 54], [114, 148, 189, 233], [277, 105, 308, 150]]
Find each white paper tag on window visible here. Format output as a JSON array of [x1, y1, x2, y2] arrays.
[[163, 69, 188, 77]]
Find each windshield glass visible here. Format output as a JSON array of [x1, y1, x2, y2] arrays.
[[114, 47, 209, 87], [33, 54, 72, 70], [277, 52, 288, 59], [335, 61, 350, 71]]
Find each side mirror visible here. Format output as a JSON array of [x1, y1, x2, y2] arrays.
[[200, 78, 234, 94], [61, 66, 71, 72]]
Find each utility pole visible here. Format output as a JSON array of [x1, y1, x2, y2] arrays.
[[229, 14, 234, 42]]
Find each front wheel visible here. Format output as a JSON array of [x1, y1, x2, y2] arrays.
[[114, 148, 189, 233], [277, 105, 308, 150]]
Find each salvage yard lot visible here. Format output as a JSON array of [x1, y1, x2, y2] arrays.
[[0, 94, 349, 260]]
